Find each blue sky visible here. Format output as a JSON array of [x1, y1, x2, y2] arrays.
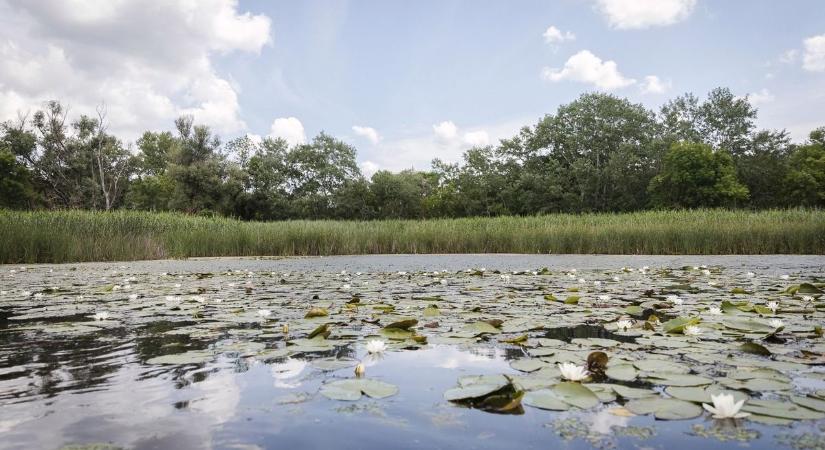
[[0, 0, 823, 173]]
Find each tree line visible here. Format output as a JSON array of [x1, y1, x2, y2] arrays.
[[1, 87, 823, 220]]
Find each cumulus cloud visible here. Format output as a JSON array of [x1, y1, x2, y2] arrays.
[[640, 75, 671, 94], [543, 26, 575, 44], [748, 88, 775, 106], [359, 160, 380, 178], [463, 130, 490, 147], [433, 120, 459, 142], [269, 117, 306, 146], [802, 34, 825, 72], [541, 50, 636, 90], [351, 125, 381, 144], [595, 0, 696, 29], [0, 0, 272, 139]]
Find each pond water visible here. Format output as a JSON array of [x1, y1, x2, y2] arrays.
[[1, 255, 824, 450]]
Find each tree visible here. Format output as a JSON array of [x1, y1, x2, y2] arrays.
[[529, 93, 661, 211], [660, 87, 757, 156], [648, 142, 748, 208], [783, 130, 825, 207]]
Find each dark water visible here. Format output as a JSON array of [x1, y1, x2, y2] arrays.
[[1, 255, 824, 450]]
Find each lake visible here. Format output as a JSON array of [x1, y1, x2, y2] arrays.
[[1, 255, 824, 450]]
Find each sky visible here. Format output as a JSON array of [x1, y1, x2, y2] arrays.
[[0, 0, 823, 175]]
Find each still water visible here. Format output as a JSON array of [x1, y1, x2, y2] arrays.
[[1, 255, 824, 450]]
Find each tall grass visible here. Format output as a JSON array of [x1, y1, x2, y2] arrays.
[[1, 209, 823, 263]]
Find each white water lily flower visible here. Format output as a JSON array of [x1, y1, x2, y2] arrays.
[[128, 294, 138, 300], [766, 301, 779, 314], [174, 283, 181, 288], [708, 306, 722, 315], [257, 309, 272, 319], [702, 393, 750, 419], [500, 275, 511, 283], [598, 295, 611, 302], [567, 274, 577, 279], [668, 295, 682, 306], [558, 362, 589, 382], [701, 269, 711, 276], [21, 291, 31, 297], [594, 280, 602, 286], [93, 311, 110, 321], [641, 266, 649, 271], [801, 295, 814, 302], [365, 339, 387, 354], [612, 276, 621, 282], [780, 274, 790, 280], [745, 272, 755, 278], [578, 278, 586, 283], [684, 325, 703, 336], [341, 284, 351, 290], [440, 279, 448, 285], [616, 319, 633, 331], [33, 293, 43, 299], [769, 318, 784, 328], [398, 271, 408, 276]]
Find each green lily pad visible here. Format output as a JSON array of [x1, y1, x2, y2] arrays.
[[319, 379, 399, 401], [625, 397, 703, 420]]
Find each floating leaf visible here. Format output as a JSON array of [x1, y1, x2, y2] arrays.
[[625, 397, 703, 420], [146, 350, 214, 365], [304, 307, 328, 318], [319, 379, 398, 401]]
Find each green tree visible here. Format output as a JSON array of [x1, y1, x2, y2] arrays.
[[649, 142, 749, 208], [783, 130, 825, 207]]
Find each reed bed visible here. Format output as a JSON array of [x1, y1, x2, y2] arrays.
[[1, 209, 823, 263]]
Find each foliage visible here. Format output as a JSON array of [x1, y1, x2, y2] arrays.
[[0, 90, 822, 219], [648, 142, 749, 208], [1, 209, 822, 263]]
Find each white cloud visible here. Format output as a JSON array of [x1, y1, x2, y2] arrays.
[[269, 117, 306, 146], [351, 125, 381, 144], [543, 26, 575, 44], [360, 160, 380, 178], [748, 88, 775, 106], [595, 0, 696, 29], [541, 50, 636, 90], [433, 120, 459, 142], [802, 34, 825, 72], [0, 0, 271, 139], [640, 75, 671, 94], [463, 130, 490, 147]]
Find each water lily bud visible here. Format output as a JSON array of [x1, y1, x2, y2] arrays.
[[354, 363, 365, 377], [282, 323, 289, 334]]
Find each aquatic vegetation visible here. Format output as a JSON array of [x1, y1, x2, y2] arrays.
[[2, 209, 825, 264], [703, 393, 751, 419], [1, 256, 825, 449]]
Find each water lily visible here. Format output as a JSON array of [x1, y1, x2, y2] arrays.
[[341, 284, 351, 290], [780, 274, 790, 280], [766, 301, 778, 314], [282, 323, 289, 334], [578, 278, 586, 283], [398, 271, 408, 276], [769, 318, 784, 328], [612, 276, 621, 282], [257, 309, 272, 319], [33, 293, 43, 299], [598, 295, 611, 302], [746, 272, 756, 278], [558, 362, 589, 382], [702, 393, 750, 419], [594, 280, 602, 286], [354, 363, 365, 377], [500, 274, 511, 283], [668, 295, 683, 306], [366, 339, 387, 354], [616, 319, 633, 331], [21, 291, 31, 297], [708, 306, 722, 315], [701, 269, 711, 276], [93, 311, 110, 321], [128, 294, 138, 300], [684, 325, 703, 336]]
